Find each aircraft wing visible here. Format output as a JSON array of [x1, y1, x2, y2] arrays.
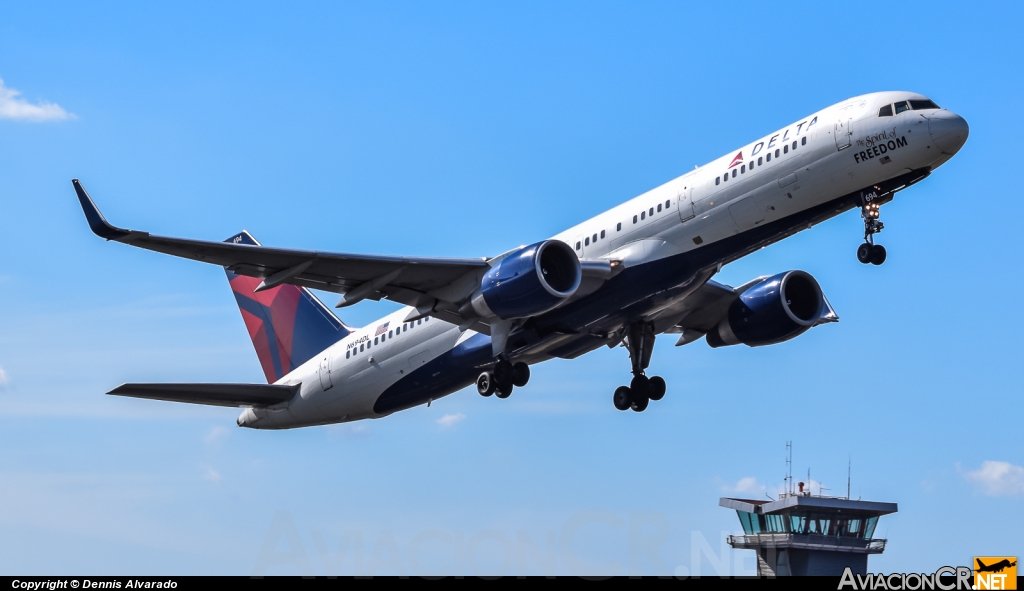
[[74, 180, 491, 316], [108, 383, 299, 408]]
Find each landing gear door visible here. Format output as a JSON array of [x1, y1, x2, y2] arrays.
[[835, 118, 852, 150], [318, 354, 333, 390], [677, 185, 695, 222]]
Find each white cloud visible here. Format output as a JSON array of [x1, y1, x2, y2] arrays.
[[0, 78, 74, 121], [436, 413, 466, 429], [203, 426, 229, 444], [0, 367, 8, 390], [963, 461, 1024, 497], [722, 477, 765, 495], [203, 467, 222, 483]]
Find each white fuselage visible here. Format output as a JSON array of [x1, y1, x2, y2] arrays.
[[238, 91, 966, 429]]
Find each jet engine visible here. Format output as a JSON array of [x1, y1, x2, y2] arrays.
[[706, 270, 825, 348], [465, 240, 582, 320]]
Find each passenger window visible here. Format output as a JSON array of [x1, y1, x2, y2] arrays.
[[732, 169, 737, 178], [665, 200, 670, 208], [585, 237, 590, 246], [657, 204, 662, 212], [801, 137, 807, 146], [775, 149, 780, 158], [389, 330, 393, 338], [417, 319, 422, 325], [766, 153, 772, 162], [641, 211, 646, 220], [910, 99, 940, 110], [649, 207, 654, 216], [792, 141, 797, 150], [633, 215, 638, 223], [592, 233, 597, 242], [741, 164, 746, 173], [346, 350, 350, 359], [576, 241, 581, 250], [758, 157, 763, 165], [360, 344, 364, 352], [424, 316, 429, 322], [600, 230, 606, 239], [374, 337, 378, 345], [723, 173, 728, 182], [878, 104, 893, 117], [617, 222, 621, 231], [716, 177, 720, 185], [784, 145, 789, 154], [894, 101, 910, 114], [381, 334, 386, 342]]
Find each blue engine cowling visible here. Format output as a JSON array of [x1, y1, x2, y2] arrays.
[[468, 240, 582, 320], [706, 270, 824, 348]]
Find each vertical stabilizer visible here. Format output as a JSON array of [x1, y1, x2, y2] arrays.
[[224, 231, 351, 383]]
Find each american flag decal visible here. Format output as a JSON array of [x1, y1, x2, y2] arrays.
[[375, 322, 390, 336]]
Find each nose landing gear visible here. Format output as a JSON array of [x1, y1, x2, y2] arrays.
[[857, 191, 887, 266], [612, 322, 667, 412]]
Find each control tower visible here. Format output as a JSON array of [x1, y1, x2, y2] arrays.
[[720, 449, 897, 577]]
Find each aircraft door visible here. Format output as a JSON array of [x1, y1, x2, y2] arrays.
[[677, 185, 695, 222], [835, 118, 852, 150], [318, 354, 333, 390]]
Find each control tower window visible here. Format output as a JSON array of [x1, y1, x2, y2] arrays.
[[878, 104, 893, 117], [910, 99, 940, 110], [894, 101, 910, 114]]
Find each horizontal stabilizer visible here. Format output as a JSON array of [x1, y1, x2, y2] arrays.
[[108, 383, 299, 408]]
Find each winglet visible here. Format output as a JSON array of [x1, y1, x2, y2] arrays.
[[72, 179, 133, 240]]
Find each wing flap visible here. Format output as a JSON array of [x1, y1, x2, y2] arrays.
[[108, 383, 299, 408]]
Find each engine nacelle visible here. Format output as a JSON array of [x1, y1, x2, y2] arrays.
[[467, 240, 582, 320], [706, 270, 824, 348]]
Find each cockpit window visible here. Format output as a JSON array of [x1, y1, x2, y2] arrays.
[[894, 101, 910, 114], [878, 104, 893, 117], [909, 99, 940, 110]]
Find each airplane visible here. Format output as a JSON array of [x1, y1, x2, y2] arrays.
[[74, 91, 968, 429], [976, 558, 1016, 574]]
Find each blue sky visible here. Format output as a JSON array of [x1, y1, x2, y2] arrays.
[[1, 1, 1022, 576]]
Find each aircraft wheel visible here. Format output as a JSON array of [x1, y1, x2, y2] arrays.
[[630, 374, 651, 398], [477, 372, 495, 397], [613, 386, 632, 411], [648, 376, 666, 401], [870, 244, 887, 266], [495, 384, 513, 399], [512, 363, 531, 387], [857, 243, 873, 264], [631, 395, 649, 412], [493, 359, 514, 387]]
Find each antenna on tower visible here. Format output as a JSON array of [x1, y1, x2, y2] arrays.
[[847, 457, 852, 500], [785, 441, 793, 496]]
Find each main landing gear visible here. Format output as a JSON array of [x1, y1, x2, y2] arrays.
[[612, 322, 667, 412], [477, 358, 530, 399], [857, 190, 887, 266]]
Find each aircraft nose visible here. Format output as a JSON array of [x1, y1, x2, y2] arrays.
[[928, 110, 969, 155]]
